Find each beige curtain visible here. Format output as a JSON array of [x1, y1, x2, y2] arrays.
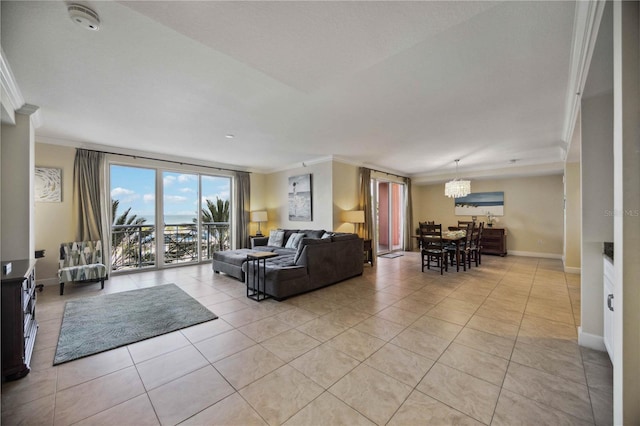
[[233, 171, 251, 249], [358, 167, 374, 245], [403, 176, 414, 251], [73, 149, 108, 243]]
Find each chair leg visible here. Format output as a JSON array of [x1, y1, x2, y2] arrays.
[[100, 278, 105, 290], [60, 282, 65, 296]]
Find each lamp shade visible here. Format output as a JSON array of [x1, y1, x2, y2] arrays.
[[444, 179, 471, 198], [341, 210, 365, 224], [250, 211, 268, 222]]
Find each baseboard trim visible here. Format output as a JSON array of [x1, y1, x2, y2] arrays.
[[578, 326, 606, 351], [564, 266, 581, 274], [508, 250, 563, 259]]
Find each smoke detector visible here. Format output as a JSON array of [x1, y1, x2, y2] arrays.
[[68, 4, 100, 31]]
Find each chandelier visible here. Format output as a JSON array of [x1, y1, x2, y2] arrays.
[[444, 159, 471, 198]]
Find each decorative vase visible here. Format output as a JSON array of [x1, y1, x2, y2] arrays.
[[488, 223, 493, 227]]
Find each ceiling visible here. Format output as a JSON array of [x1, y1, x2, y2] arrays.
[[1, 1, 578, 182]]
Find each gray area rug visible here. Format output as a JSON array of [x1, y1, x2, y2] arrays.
[[54, 283, 217, 365], [379, 253, 403, 259]]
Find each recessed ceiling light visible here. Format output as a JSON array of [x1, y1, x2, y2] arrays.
[[225, 134, 235, 139], [67, 4, 101, 31]]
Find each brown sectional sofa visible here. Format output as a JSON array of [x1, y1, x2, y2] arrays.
[[212, 229, 364, 300]]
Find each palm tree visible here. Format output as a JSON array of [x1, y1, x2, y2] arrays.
[[111, 199, 152, 269], [196, 197, 230, 253]]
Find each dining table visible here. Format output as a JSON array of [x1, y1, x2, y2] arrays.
[[414, 229, 467, 272]]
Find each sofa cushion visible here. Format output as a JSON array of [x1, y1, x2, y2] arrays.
[[294, 237, 332, 264], [267, 230, 285, 247], [300, 229, 325, 239], [282, 229, 300, 246], [331, 233, 359, 242], [285, 232, 305, 249]]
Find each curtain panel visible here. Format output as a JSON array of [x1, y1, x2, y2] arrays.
[[73, 149, 108, 245], [233, 171, 251, 249], [358, 167, 374, 245], [403, 176, 413, 251]]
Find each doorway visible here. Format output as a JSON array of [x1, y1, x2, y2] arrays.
[[374, 180, 404, 254]]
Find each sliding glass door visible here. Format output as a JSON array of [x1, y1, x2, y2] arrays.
[[110, 164, 231, 272], [374, 180, 405, 254]]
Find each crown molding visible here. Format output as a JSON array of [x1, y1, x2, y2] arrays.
[[411, 162, 564, 185], [562, 0, 606, 151], [1, 47, 25, 125]]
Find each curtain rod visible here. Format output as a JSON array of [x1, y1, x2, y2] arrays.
[[85, 149, 248, 174], [365, 166, 408, 180]]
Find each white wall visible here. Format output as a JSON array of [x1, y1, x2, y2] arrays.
[[1, 112, 35, 261], [580, 91, 613, 348], [264, 160, 335, 232]]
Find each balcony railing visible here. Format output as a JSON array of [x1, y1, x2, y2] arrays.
[[111, 222, 230, 272]]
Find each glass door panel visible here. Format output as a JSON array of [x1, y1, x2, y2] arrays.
[[110, 165, 156, 271], [162, 171, 198, 265], [200, 175, 231, 259], [375, 180, 404, 254]]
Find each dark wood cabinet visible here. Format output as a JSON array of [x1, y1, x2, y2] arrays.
[[482, 227, 507, 256], [2, 259, 38, 380]]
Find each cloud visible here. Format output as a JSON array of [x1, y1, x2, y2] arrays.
[[179, 187, 194, 193], [163, 175, 176, 186], [177, 174, 196, 183], [164, 195, 188, 203], [143, 194, 155, 203], [111, 187, 139, 203]]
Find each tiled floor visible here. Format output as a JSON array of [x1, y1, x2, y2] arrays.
[[1, 253, 613, 425]]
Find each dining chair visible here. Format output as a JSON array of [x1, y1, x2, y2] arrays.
[[446, 222, 473, 271], [470, 222, 484, 266], [420, 223, 448, 275]]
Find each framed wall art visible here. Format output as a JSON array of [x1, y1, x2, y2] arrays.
[[454, 191, 503, 216], [288, 174, 312, 221], [35, 167, 62, 202]]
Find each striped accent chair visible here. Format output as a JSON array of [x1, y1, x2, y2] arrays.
[[58, 241, 107, 295]]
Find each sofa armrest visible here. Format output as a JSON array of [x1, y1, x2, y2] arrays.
[[251, 236, 269, 248]]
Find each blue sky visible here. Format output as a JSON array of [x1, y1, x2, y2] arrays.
[[110, 165, 230, 221]]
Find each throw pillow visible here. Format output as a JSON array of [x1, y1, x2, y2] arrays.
[[285, 232, 305, 249], [321, 232, 333, 239], [267, 230, 285, 247]]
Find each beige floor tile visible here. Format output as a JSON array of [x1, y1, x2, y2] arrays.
[[288, 296, 342, 315], [327, 329, 386, 361], [274, 307, 319, 326], [179, 318, 234, 343], [54, 366, 145, 425], [511, 341, 586, 385], [391, 298, 435, 315], [466, 314, 519, 339], [454, 327, 515, 359], [590, 388, 614, 426], [223, 306, 276, 327], [239, 365, 324, 425], [584, 361, 613, 394], [239, 316, 293, 342], [194, 329, 256, 363], [56, 347, 133, 390], [482, 297, 527, 313], [525, 302, 575, 325], [503, 362, 593, 422], [330, 364, 413, 425], [391, 327, 451, 360], [260, 329, 321, 362], [426, 304, 474, 325], [30, 346, 57, 372], [208, 299, 253, 315], [354, 316, 406, 341], [439, 342, 508, 386], [74, 394, 159, 426], [127, 331, 191, 364], [284, 392, 375, 426], [322, 306, 371, 327], [196, 290, 235, 306], [181, 393, 267, 426], [493, 388, 593, 426], [296, 317, 349, 342], [409, 315, 462, 340], [136, 345, 209, 391], [148, 365, 235, 425], [388, 390, 482, 426], [580, 347, 612, 368], [475, 304, 524, 325], [365, 343, 435, 387], [1, 393, 55, 426], [214, 345, 285, 389], [417, 363, 500, 424], [348, 298, 392, 315], [438, 297, 482, 314], [374, 306, 422, 326], [1, 367, 58, 408], [290, 344, 360, 389], [517, 316, 580, 357]]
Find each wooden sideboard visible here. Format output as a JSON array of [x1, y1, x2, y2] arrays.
[[1, 259, 38, 380], [482, 227, 507, 256]]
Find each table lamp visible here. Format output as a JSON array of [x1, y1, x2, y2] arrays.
[[251, 211, 268, 236]]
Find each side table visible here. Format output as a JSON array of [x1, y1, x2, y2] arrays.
[[363, 239, 374, 266], [246, 251, 278, 301]]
